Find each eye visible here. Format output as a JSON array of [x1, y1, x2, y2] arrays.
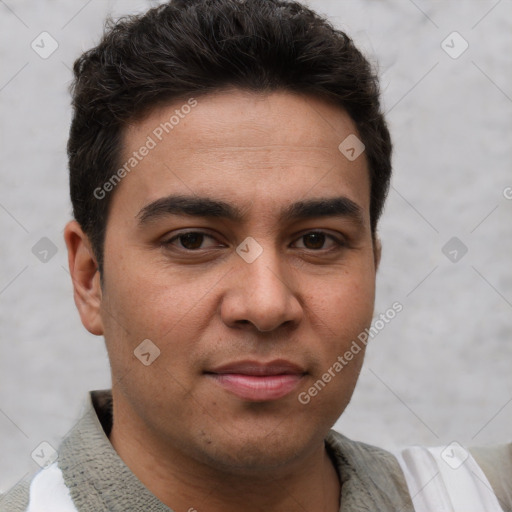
[[292, 231, 345, 251], [163, 231, 222, 251], [162, 230, 345, 253]]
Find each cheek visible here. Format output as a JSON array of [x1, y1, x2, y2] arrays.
[[314, 265, 376, 338], [100, 250, 224, 385], [298, 273, 373, 421], [102, 248, 197, 334], [100, 258, 205, 412]]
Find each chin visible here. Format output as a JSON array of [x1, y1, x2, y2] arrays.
[[190, 420, 320, 475], [205, 442, 307, 476]]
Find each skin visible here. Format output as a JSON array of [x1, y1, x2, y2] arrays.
[[64, 88, 381, 512]]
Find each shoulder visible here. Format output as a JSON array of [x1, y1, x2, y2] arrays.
[[470, 442, 512, 511], [326, 431, 512, 512], [392, 441, 512, 512], [0, 462, 78, 512]]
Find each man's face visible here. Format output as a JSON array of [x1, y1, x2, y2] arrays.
[[92, 89, 378, 473]]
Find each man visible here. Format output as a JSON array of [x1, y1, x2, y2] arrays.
[[2, 0, 510, 511]]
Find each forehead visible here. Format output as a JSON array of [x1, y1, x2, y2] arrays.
[[112, 89, 370, 222]]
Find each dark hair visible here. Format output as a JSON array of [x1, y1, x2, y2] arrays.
[[68, 0, 392, 273]]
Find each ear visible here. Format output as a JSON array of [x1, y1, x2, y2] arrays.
[[373, 236, 382, 271], [64, 220, 104, 336]]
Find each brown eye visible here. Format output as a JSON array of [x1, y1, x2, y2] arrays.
[[293, 231, 345, 251], [163, 231, 221, 251], [302, 232, 326, 249], [178, 232, 205, 250]]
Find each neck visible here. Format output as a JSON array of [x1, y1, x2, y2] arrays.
[[109, 403, 341, 512]]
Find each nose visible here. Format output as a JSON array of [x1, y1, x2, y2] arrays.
[[220, 244, 303, 333]]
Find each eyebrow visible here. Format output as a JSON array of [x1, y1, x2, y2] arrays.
[[136, 194, 365, 227]]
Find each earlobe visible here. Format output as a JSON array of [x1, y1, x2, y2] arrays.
[[64, 220, 104, 336]]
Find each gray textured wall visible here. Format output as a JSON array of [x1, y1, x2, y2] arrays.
[[1, 0, 511, 493]]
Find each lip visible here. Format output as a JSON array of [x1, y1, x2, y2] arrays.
[[205, 359, 306, 401]]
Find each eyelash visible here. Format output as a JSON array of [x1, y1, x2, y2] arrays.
[[162, 230, 347, 253]]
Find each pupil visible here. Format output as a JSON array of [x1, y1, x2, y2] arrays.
[[304, 232, 325, 249], [181, 233, 203, 249]]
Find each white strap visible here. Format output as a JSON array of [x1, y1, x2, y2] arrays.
[[392, 444, 505, 512], [26, 462, 78, 512]]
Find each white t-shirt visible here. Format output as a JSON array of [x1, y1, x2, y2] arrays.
[[392, 444, 505, 512]]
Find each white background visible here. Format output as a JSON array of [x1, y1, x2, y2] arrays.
[[1, 0, 511, 493]]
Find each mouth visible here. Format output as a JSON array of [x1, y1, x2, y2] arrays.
[[204, 359, 307, 402]]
